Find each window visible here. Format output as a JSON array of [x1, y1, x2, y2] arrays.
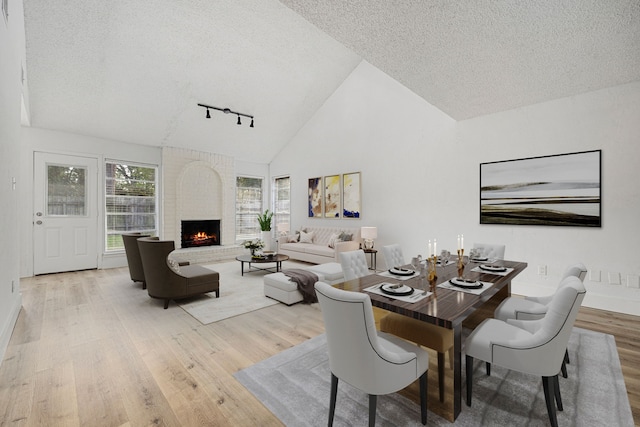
[[273, 176, 290, 235], [105, 162, 157, 251], [236, 176, 263, 241], [47, 165, 87, 216]]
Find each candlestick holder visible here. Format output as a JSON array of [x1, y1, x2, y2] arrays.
[[428, 255, 438, 295], [457, 248, 465, 278]]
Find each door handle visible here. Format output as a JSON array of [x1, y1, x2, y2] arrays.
[[36, 220, 43, 225]]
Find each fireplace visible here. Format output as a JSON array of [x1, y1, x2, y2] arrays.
[[181, 220, 220, 248]]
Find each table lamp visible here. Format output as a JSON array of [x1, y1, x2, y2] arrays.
[[361, 226, 378, 250]]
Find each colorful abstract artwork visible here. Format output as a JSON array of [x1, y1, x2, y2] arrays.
[[324, 175, 341, 218], [308, 177, 322, 218], [342, 172, 361, 218], [480, 150, 601, 227]]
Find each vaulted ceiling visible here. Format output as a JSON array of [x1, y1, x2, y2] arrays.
[[22, 0, 640, 163]]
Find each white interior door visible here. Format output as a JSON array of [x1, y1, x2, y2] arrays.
[[33, 152, 99, 275]]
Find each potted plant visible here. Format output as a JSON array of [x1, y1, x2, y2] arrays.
[[257, 209, 273, 231], [257, 210, 274, 251], [243, 238, 265, 257]]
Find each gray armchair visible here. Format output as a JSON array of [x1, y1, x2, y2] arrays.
[[137, 237, 220, 309], [122, 233, 151, 289]]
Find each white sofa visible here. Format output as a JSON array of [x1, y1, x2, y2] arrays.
[[277, 226, 360, 264]]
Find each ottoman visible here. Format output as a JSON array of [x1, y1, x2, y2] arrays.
[[264, 262, 344, 305]]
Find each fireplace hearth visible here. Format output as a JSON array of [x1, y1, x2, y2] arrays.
[[181, 220, 220, 248]]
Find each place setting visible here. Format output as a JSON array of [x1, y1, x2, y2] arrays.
[[437, 243, 494, 295], [364, 282, 431, 303], [376, 256, 423, 280]]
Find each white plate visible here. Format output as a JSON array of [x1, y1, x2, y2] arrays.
[[480, 264, 507, 272], [380, 283, 414, 296], [389, 267, 415, 276]]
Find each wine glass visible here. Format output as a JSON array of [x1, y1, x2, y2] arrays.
[[440, 249, 450, 267], [411, 255, 421, 272], [458, 253, 470, 279]]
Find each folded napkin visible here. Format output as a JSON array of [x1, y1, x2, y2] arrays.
[[377, 271, 417, 281], [364, 283, 431, 303], [471, 266, 513, 276], [437, 280, 494, 295]]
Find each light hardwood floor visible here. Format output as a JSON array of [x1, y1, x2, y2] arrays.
[[0, 266, 638, 426]]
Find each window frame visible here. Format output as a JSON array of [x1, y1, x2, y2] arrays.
[[272, 175, 291, 236], [235, 175, 264, 242], [104, 160, 158, 252]]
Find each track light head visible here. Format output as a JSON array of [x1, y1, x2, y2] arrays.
[[198, 103, 253, 128]]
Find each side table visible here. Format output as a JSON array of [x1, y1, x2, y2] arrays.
[[363, 248, 377, 270]]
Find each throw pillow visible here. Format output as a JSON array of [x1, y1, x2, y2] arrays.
[[167, 258, 181, 274], [287, 234, 299, 243], [299, 230, 314, 243], [338, 232, 353, 241], [327, 233, 340, 249]]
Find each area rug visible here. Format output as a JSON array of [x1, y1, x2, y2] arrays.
[[178, 259, 309, 324], [234, 327, 634, 426]]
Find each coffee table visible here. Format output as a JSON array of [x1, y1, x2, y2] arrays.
[[236, 254, 289, 276]]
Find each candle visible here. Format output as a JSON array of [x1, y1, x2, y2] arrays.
[[461, 234, 464, 250], [428, 240, 432, 257], [457, 235, 460, 251], [434, 239, 437, 257]]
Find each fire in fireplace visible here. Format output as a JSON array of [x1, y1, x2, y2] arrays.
[[181, 220, 220, 248]]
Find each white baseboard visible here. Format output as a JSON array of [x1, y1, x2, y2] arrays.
[[0, 293, 22, 367]]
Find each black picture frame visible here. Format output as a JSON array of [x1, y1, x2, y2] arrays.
[[480, 150, 601, 227]]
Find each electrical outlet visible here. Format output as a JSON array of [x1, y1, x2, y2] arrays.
[[627, 275, 640, 289], [608, 272, 621, 285], [537, 265, 547, 275], [589, 270, 601, 282]]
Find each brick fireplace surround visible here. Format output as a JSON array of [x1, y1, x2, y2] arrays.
[[162, 147, 244, 264]]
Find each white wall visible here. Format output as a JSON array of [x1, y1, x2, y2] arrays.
[[20, 127, 163, 275], [270, 60, 640, 316], [458, 82, 640, 315], [0, 0, 26, 363]]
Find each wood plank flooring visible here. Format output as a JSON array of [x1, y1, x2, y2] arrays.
[[0, 266, 637, 426]]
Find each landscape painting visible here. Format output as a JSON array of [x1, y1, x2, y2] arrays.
[[308, 177, 322, 218], [324, 175, 341, 218], [480, 150, 601, 227], [342, 172, 361, 218]]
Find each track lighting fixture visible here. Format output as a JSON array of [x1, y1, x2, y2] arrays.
[[197, 103, 254, 128]]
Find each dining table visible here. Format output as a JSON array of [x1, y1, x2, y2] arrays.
[[334, 257, 528, 421]]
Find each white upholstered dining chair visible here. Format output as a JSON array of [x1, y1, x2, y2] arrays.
[[465, 276, 586, 427], [339, 250, 371, 281], [472, 243, 505, 260], [314, 281, 429, 426], [382, 244, 405, 270], [494, 262, 587, 322], [493, 262, 587, 378]]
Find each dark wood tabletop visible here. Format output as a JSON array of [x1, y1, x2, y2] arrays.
[[334, 258, 528, 421]]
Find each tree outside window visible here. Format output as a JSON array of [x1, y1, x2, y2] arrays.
[[105, 162, 157, 251]]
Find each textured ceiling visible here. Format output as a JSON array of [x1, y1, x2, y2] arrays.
[[22, 0, 640, 162], [22, 0, 360, 162], [281, 0, 640, 120]]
